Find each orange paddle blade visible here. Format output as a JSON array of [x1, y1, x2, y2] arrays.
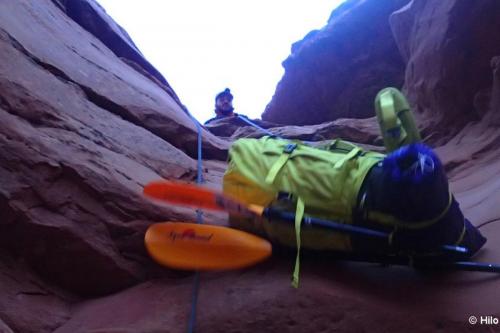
[[145, 222, 272, 270], [143, 181, 257, 217]]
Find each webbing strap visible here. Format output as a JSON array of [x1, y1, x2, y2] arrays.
[[367, 191, 453, 229], [265, 144, 297, 184], [328, 139, 359, 152], [333, 147, 361, 169], [380, 90, 399, 131], [380, 90, 407, 144], [292, 197, 305, 289]]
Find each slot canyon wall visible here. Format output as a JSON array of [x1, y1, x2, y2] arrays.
[[1, 0, 499, 332]]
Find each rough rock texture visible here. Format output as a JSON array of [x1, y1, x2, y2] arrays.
[[261, 0, 409, 125], [390, 0, 500, 139], [230, 117, 382, 145], [52, 0, 188, 111], [204, 116, 280, 138], [204, 115, 384, 153], [388, 0, 500, 231], [0, 0, 228, 161], [0, 0, 227, 331], [0, 253, 72, 333], [1, 0, 500, 332], [52, 260, 496, 333]]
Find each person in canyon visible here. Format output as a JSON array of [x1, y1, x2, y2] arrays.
[[204, 88, 238, 125]]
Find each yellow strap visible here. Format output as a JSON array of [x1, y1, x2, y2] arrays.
[[380, 90, 399, 130], [367, 192, 453, 229], [334, 147, 361, 169], [265, 154, 290, 184], [265, 144, 297, 184], [291, 197, 305, 289], [380, 90, 407, 147]]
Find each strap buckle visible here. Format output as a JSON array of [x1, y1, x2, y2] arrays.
[[284, 143, 297, 154]]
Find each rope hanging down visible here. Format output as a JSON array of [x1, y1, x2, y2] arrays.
[[186, 119, 204, 333]]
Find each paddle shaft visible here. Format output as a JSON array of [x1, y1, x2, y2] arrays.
[[262, 207, 468, 256], [432, 261, 500, 273], [322, 252, 500, 273]]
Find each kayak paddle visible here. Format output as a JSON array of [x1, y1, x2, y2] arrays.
[[143, 180, 500, 273], [145, 222, 272, 270], [144, 181, 257, 217]]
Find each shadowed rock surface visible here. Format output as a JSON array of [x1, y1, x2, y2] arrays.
[[261, 0, 409, 125], [204, 115, 279, 138], [1, 0, 500, 332], [391, 0, 500, 136], [0, 1, 227, 331]]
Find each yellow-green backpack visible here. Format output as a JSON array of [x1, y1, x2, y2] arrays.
[[223, 137, 384, 246]]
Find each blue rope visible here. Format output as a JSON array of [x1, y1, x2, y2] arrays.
[[236, 114, 316, 145], [195, 121, 204, 187], [186, 271, 200, 333], [186, 119, 204, 333], [236, 114, 281, 138], [185, 113, 307, 332]]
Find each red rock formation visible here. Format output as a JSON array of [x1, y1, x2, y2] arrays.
[[389, 0, 500, 240], [1, 0, 500, 332], [390, 0, 500, 138], [261, 0, 409, 125], [52, 0, 188, 111], [0, 0, 226, 331]]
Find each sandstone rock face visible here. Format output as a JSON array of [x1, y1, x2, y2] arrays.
[[0, 0, 228, 161], [487, 56, 500, 125], [52, 262, 487, 333], [388, 1, 500, 245], [0, 254, 71, 333], [261, 0, 409, 125], [52, 0, 188, 111], [390, 0, 500, 135], [2, 0, 500, 332], [204, 115, 280, 138], [0, 1, 227, 331], [231, 117, 381, 144]]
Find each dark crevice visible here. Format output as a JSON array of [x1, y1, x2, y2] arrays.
[[3, 27, 215, 159], [0, 79, 68, 129], [5, 31, 72, 84], [50, 0, 65, 12], [443, 160, 463, 175], [0, 93, 13, 111], [2, 29, 207, 160], [477, 218, 500, 229], [79, 85, 138, 122], [78, 86, 203, 159]]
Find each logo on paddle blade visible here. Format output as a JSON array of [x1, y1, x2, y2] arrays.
[[169, 228, 214, 242]]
